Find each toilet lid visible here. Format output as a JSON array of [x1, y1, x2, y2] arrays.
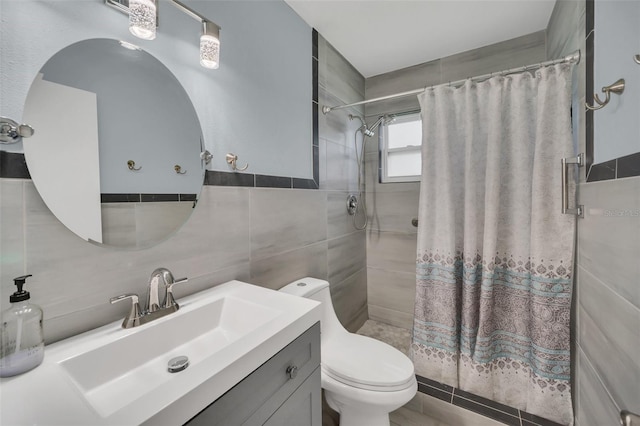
[[322, 333, 415, 391]]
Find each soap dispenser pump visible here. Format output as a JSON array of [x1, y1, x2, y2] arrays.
[[0, 275, 45, 377]]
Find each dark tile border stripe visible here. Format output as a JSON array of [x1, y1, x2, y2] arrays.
[[0, 151, 30, 179], [205, 170, 254, 187], [255, 174, 291, 188], [616, 152, 640, 179], [454, 387, 519, 416], [415, 375, 563, 426], [452, 395, 521, 426], [1, 28, 322, 189], [417, 383, 451, 403], [586, 159, 616, 181], [101, 193, 198, 203]]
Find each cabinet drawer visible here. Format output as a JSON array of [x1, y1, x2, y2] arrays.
[[186, 322, 320, 426]]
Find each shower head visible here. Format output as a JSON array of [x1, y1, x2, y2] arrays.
[[349, 114, 374, 137], [350, 114, 394, 137], [366, 115, 395, 136]]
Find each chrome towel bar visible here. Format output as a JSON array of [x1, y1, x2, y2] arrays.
[[561, 153, 584, 217], [621, 410, 640, 426]]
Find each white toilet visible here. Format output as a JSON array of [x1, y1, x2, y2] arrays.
[[279, 277, 417, 426]]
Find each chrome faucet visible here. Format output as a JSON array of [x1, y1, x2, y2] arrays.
[[110, 267, 188, 329]]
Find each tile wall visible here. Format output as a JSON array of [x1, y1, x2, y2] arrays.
[[0, 32, 368, 344], [363, 31, 547, 330]]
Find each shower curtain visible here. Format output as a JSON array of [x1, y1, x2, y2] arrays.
[[411, 63, 575, 425]]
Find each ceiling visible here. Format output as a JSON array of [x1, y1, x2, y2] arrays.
[[284, 0, 556, 78]]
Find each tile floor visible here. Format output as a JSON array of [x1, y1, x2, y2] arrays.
[[356, 320, 505, 426]]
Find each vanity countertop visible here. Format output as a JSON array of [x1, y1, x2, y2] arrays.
[[0, 280, 321, 425]]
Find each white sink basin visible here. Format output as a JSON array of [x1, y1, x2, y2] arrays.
[[60, 296, 280, 417], [0, 280, 321, 426]]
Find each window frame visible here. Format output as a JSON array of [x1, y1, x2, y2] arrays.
[[380, 112, 422, 183]]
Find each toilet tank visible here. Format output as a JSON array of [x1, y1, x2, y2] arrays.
[[279, 277, 329, 299], [279, 277, 347, 339]]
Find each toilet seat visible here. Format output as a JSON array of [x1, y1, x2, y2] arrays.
[[322, 333, 415, 392]]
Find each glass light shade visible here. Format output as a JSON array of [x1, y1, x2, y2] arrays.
[[200, 34, 220, 69], [129, 0, 156, 41]]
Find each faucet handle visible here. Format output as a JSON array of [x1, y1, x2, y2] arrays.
[[163, 277, 188, 309], [110, 293, 142, 329]]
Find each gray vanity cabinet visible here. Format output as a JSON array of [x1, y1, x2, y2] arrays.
[[185, 323, 321, 426]]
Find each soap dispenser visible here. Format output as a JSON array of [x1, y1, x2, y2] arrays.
[[0, 275, 44, 377]]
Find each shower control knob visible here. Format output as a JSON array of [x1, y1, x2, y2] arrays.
[[286, 365, 298, 380]]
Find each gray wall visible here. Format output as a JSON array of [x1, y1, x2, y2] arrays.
[[592, 1, 640, 163], [548, 1, 640, 424], [0, 5, 367, 343], [363, 31, 547, 330], [0, 0, 311, 179]]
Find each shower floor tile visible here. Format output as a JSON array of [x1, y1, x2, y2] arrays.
[[356, 319, 412, 355]]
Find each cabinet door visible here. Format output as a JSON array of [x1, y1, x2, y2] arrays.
[[262, 368, 321, 426], [185, 323, 320, 426]]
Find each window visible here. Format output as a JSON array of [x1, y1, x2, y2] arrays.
[[380, 112, 422, 182]]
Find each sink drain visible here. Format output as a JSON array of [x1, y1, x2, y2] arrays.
[[168, 356, 189, 373]]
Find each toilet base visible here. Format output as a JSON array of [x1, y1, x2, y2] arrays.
[[325, 389, 392, 426]]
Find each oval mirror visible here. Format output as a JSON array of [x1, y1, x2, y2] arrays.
[[23, 38, 205, 249]]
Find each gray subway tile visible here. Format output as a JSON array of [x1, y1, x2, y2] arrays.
[[321, 37, 365, 105], [319, 87, 364, 147], [327, 191, 359, 239], [366, 189, 420, 234], [577, 177, 640, 307], [249, 241, 328, 291], [577, 267, 640, 413], [367, 230, 417, 273], [250, 188, 327, 260], [546, 0, 580, 60], [0, 179, 26, 312], [331, 267, 367, 332], [368, 304, 414, 330], [441, 31, 546, 83], [575, 347, 621, 426], [367, 268, 416, 318], [365, 59, 440, 117], [327, 231, 366, 285]]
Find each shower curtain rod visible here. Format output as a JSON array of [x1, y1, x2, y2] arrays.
[[322, 50, 581, 115]]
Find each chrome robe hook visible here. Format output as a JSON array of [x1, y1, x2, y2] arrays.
[[127, 160, 142, 171], [225, 153, 249, 171], [586, 78, 625, 111], [0, 117, 34, 144]]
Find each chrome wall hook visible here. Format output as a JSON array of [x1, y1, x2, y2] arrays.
[[0, 117, 34, 144], [225, 153, 249, 171], [634, 54, 640, 65], [174, 165, 187, 174], [200, 150, 213, 165], [127, 160, 142, 171], [586, 78, 625, 111]]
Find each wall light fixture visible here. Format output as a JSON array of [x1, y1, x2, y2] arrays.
[[105, 0, 221, 70], [128, 0, 157, 40]]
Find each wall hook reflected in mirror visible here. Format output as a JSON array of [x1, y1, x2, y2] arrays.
[[226, 153, 249, 171], [127, 160, 142, 171], [174, 165, 187, 174], [585, 78, 625, 111], [0, 117, 35, 144], [200, 150, 213, 165]]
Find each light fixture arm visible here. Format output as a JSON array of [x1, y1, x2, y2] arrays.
[[168, 0, 207, 23]]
